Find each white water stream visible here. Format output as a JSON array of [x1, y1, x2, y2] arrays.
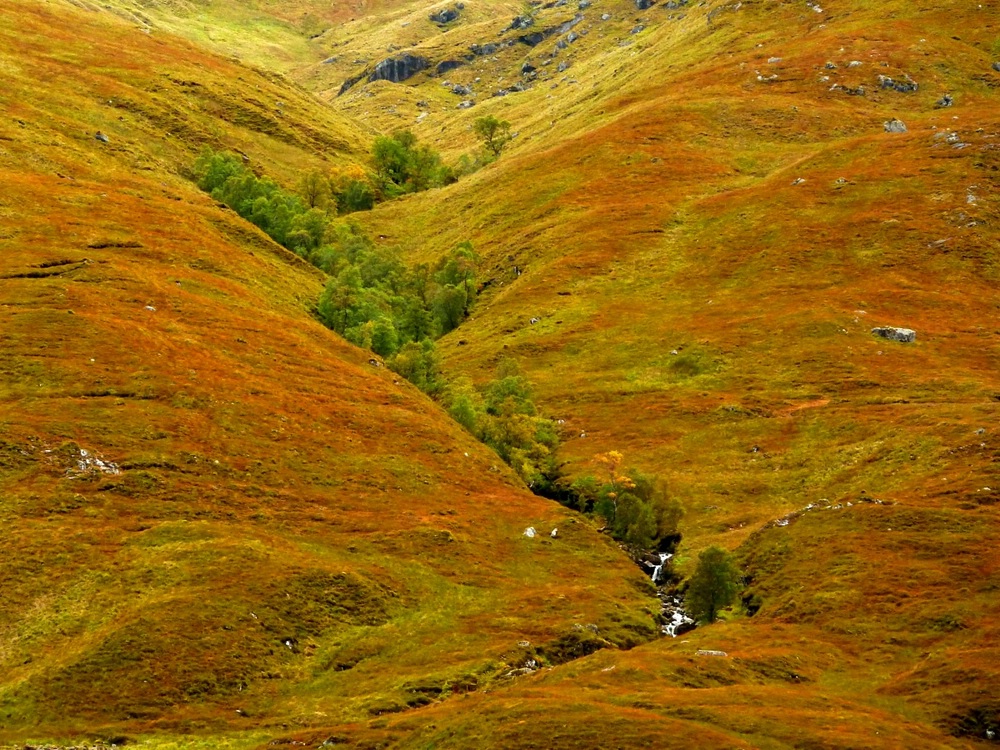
[[642, 552, 695, 637]]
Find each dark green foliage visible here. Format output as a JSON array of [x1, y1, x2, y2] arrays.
[[370, 130, 453, 199], [334, 178, 376, 213], [315, 231, 480, 367], [686, 546, 741, 624], [443, 362, 561, 492], [569, 457, 683, 553], [193, 150, 327, 254]]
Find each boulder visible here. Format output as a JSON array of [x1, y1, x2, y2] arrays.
[[470, 42, 499, 55], [871, 326, 916, 343], [452, 83, 472, 95], [94, 131, 109, 143], [935, 93, 954, 108], [429, 6, 460, 23], [993, 62, 1000, 72], [506, 14, 535, 31], [883, 118, 907, 133], [635, 0, 654, 7]]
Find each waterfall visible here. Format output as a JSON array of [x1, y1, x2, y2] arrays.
[[650, 552, 671, 584]]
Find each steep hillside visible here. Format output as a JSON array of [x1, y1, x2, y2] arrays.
[[308, 0, 1000, 745], [4, 0, 1000, 747], [0, 1, 658, 744]]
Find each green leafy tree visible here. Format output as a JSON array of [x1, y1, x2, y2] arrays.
[[370, 317, 400, 357], [473, 115, 513, 157], [336, 178, 376, 213], [686, 547, 741, 624], [388, 340, 442, 394], [299, 170, 331, 209], [433, 285, 468, 334], [194, 149, 245, 192]]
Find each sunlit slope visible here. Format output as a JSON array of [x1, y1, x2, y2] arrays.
[[0, 1, 658, 740], [342, 0, 1000, 743]]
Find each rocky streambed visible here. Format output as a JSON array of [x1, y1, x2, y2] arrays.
[[640, 552, 695, 637]]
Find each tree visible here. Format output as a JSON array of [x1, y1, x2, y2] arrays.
[[686, 547, 741, 624], [298, 170, 330, 209], [473, 116, 513, 157]]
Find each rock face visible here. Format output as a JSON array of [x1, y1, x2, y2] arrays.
[[436, 59, 464, 75], [872, 326, 916, 343], [369, 54, 430, 83], [884, 118, 907, 133]]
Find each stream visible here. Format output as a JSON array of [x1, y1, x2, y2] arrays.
[[641, 553, 695, 637]]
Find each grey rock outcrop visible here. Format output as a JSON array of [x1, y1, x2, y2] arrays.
[[993, 62, 1000, 72], [470, 42, 499, 55], [935, 93, 954, 108], [429, 6, 461, 23], [872, 326, 916, 343], [436, 59, 465, 75], [878, 74, 918, 93], [505, 14, 535, 31], [369, 54, 430, 83], [635, 0, 654, 8]]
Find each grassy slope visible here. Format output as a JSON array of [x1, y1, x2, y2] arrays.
[[298, 0, 1000, 745], [0, 1, 658, 744]]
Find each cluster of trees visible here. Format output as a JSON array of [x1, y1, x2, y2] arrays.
[[197, 115, 513, 225], [443, 360, 561, 492], [560, 452, 743, 624], [192, 152, 479, 396], [314, 228, 479, 380], [567, 452, 684, 553], [194, 150, 330, 255]]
